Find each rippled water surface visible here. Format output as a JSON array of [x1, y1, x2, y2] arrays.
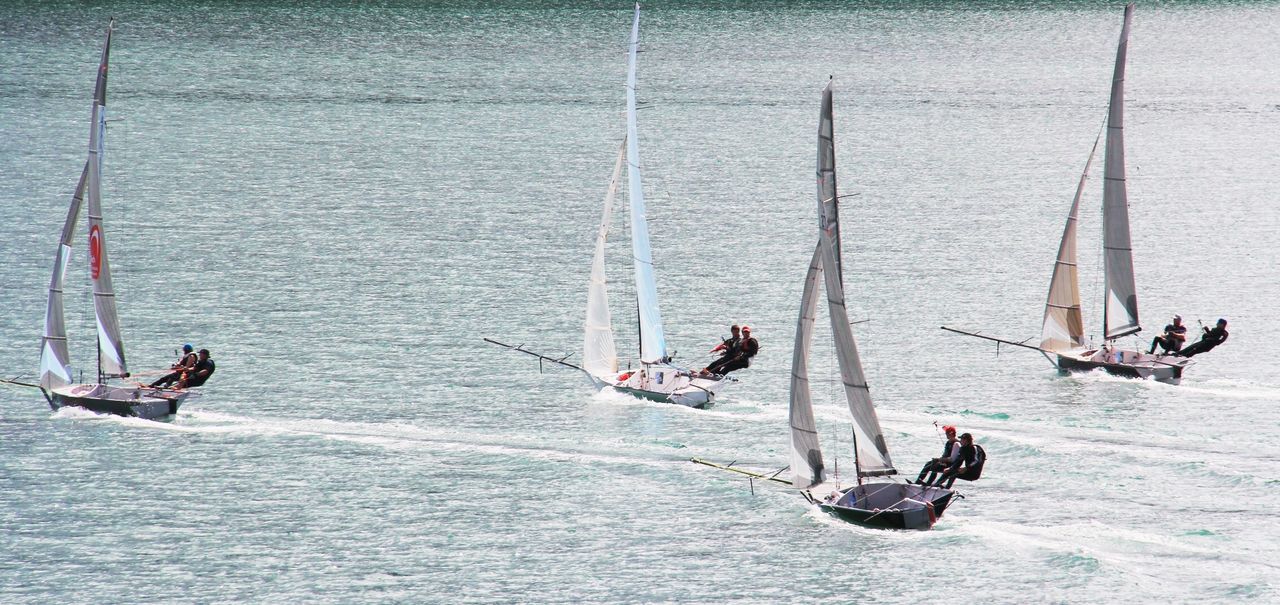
[[2, 2, 1278, 603]]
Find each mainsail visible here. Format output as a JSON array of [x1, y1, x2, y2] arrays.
[[624, 3, 668, 364], [789, 82, 895, 486], [584, 139, 627, 378], [85, 19, 128, 378], [1040, 133, 1101, 352], [1102, 3, 1140, 340]]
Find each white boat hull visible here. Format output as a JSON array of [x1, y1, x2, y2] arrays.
[[1056, 347, 1192, 383], [46, 383, 192, 419], [590, 364, 730, 408]]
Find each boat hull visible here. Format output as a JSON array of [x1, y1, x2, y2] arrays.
[[813, 482, 955, 530], [592, 365, 728, 409], [46, 383, 187, 420], [1056, 348, 1191, 383]]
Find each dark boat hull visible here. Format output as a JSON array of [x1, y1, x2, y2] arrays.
[[815, 483, 955, 530], [1056, 348, 1189, 383], [46, 384, 185, 420]]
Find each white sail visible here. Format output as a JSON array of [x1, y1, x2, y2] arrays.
[[584, 138, 627, 378], [1040, 133, 1101, 352], [625, 3, 668, 363], [85, 20, 128, 378], [790, 81, 894, 481], [1102, 3, 1140, 340], [820, 233, 894, 477], [40, 162, 89, 390], [788, 244, 826, 489], [816, 79, 842, 281]]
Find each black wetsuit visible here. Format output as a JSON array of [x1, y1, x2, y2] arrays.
[[916, 439, 958, 485], [183, 359, 216, 388], [933, 444, 985, 489], [1178, 325, 1228, 358], [1148, 323, 1187, 354], [709, 336, 758, 375], [151, 352, 198, 388]]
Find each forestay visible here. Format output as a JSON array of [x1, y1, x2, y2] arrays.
[[624, 3, 668, 364], [1102, 3, 1140, 340], [583, 138, 626, 378], [1040, 133, 1100, 352]]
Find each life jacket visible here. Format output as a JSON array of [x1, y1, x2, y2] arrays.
[[968, 445, 986, 480]]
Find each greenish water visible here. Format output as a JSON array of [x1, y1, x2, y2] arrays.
[[1, 2, 1277, 603]]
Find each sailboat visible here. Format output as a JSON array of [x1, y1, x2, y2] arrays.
[[790, 81, 955, 530], [489, 4, 731, 408], [944, 4, 1192, 384], [37, 19, 194, 419]]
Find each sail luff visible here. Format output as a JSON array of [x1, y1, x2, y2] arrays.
[[788, 243, 826, 489], [624, 3, 668, 364], [86, 19, 127, 378], [40, 162, 91, 390], [1102, 3, 1140, 340], [584, 138, 627, 378], [1040, 133, 1101, 352]]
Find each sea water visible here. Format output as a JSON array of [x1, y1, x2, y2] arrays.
[[1, 2, 1277, 602]]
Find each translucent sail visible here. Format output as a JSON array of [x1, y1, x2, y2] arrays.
[[625, 3, 668, 363], [816, 80, 842, 282], [86, 20, 128, 378], [584, 138, 627, 378], [820, 234, 894, 477], [791, 82, 894, 480], [788, 244, 826, 489], [1102, 3, 1140, 340], [1040, 133, 1101, 352], [39, 162, 89, 390]]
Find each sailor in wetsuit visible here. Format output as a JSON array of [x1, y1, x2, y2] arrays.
[[708, 325, 741, 364], [1148, 315, 1188, 355], [150, 343, 197, 388], [705, 326, 758, 376], [1177, 318, 1229, 358], [177, 349, 216, 388], [930, 432, 985, 489], [915, 425, 960, 485]]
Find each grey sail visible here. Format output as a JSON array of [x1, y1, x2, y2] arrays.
[[790, 81, 894, 481], [1041, 133, 1102, 352], [1102, 3, 1140, 340], [86, 19, 128, 378], [39, 162, 90, 390], [816, 78, 842, 281], [788, 244, 826, 489]]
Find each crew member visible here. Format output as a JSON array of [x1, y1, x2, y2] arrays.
[[150, 343, 197, 388], [1178, 318, 1229, 358], [1148, 315, 1188, 355], [915, 425, 960, 485], [705, 326, 759, 375], [930, 432, 985, 489], [177, 349, 216, 388]]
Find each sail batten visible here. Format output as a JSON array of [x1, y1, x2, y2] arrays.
[[583, 138, 627, 378], [624, 3, 667, 363], [1102, 3, 1140, 340]]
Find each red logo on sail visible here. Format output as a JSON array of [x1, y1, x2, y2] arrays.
[[89, 225, 102, 279]]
